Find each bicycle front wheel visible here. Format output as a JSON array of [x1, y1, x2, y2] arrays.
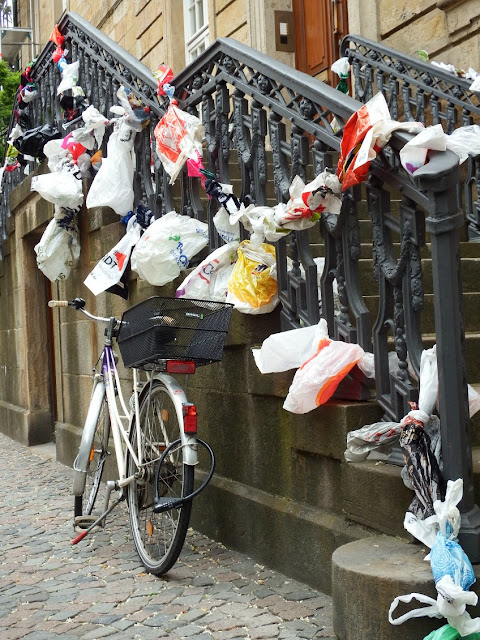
[[74, 393, 110, 519], [127, 380, 194, 575]]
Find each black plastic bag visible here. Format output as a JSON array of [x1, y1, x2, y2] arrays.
[[13, 124, 62, 158]]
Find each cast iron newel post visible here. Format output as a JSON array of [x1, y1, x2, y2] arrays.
[[415, 149, 480, 562]]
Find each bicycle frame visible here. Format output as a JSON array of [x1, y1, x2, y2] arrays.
[[73, 342, 199, 496]]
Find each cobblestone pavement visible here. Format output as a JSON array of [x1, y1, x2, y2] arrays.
[[0, 433, 335, 640]]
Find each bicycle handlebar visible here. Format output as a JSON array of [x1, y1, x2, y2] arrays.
[[48, 298, 118, 324]]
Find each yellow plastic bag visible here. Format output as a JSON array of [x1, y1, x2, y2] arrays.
[[227, 240, 278, 314]]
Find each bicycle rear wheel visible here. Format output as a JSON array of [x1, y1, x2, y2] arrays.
[[74, 394, 110, 518], [127, 379, 194, 575]]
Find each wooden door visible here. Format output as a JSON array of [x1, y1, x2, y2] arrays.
[[293, 0, 349, 85]]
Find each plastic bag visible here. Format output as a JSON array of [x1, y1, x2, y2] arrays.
[[13, 124, 61, 158], [34, 218, 80, 282], [337, 92, 423, 190], [57, 60, 80, 95], [283, 339, 365, 414], [301, 170, 342, 216], [176, 241, 239, 302], [275, 176, 320, 230], [252, 319, 329, 374], [154, 100, 204, 184], [231, 204, 289, 244], [31, 171, 84, 209], [424, 624, 480, 639], [226, 240, 278, 314], [85, 118, 135, 215], [213, 206, 241, 243], [84, 215, 142, 295], [390, 480, 480, 637], [344, 421, 401, 462], [154, 64, 174, 96], [131, 211, 208, 286]]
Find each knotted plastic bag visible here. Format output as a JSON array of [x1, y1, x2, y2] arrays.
[[252, 319, 329, 374], [84, 215, 142, 295], [131, 210, 208, 286], [283, 338, 365, 414], [34, 218, 80, 282], [226, 240, 278, 314], [31, 170, 84, 210], [176, 241, 239, 302], [13, 124, 61, 158], [154, 100, 204, 184]]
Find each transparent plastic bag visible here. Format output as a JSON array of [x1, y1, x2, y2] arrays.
[[131, 211, 208, 286], [226, 240, 278, 314]]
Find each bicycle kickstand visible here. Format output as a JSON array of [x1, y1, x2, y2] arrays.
[[72, 482, 124, 545]]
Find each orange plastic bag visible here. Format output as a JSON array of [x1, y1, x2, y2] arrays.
[[283, 339, 365, 413]]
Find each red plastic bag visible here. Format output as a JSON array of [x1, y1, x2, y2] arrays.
[[153, 64, 174, 96], [154, 101, 204, 184], [49, 25, 64, 47]]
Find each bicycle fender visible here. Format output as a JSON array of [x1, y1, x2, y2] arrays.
[[152, 374, 199, 466], [72, 380, 106, 495]]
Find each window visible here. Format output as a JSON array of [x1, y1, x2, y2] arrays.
[[183, 0, 209, 63]]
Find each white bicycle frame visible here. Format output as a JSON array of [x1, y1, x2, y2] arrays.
[[73, 322, 199, 498]]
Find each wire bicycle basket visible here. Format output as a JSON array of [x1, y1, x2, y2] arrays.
[[117, 296, 234, 369]]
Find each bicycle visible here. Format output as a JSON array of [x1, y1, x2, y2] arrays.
[[48, 295, 233, 575]]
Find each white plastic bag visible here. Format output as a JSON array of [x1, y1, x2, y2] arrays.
[[131, 211, 208, 286], [86, 118, 135, 216], [213, 207, 241, 243], [34, 218, 80, 282], [275, 176, 319, 230], [283, 339, 365, 414], [31, 171, 84, 209], [301, 170, 342, 216], [252, 319, 329, 374], [84, 216, 142, 295], [57, 60, 79, 94], [176, 241, 239, 302]]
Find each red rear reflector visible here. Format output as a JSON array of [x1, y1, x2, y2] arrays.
[[166, 360, 196, 374], [183, 404, 197, 433]]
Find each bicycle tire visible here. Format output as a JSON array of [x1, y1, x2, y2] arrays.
[[74, 394, 110, 518], [127, 379, 194, 575]]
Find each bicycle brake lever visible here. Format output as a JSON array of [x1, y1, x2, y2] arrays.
[[70, 298, 86, 310]]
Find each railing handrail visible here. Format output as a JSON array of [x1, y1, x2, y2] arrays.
[[341, 33, 480, 117]]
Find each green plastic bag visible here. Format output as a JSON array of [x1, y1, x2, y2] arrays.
[[424, 624, 480, 640]]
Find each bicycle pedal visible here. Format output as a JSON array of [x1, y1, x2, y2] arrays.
[[74, 515, 100, 530]]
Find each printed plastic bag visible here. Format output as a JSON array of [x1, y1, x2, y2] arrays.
[[226, 240, 278, 314], [275, 176, 320, 230], [283, 339, 365, 414], [154, 101, 204, 184], [344, 421, 401, 462], [131, 211, 208, 286], [213, 206, 241, 243], [84, 215, 142, 295], [252, 319, 329, 374], [176, 241, 239, 302], [31, 171, 84, 209], [34, 218, 80, 282], [337, 92, 422, 190], [301, 170, 342, 216]]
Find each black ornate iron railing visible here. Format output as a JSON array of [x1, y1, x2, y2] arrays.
[[1, 14, 480, 558], [341, 34, 480, 240]]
